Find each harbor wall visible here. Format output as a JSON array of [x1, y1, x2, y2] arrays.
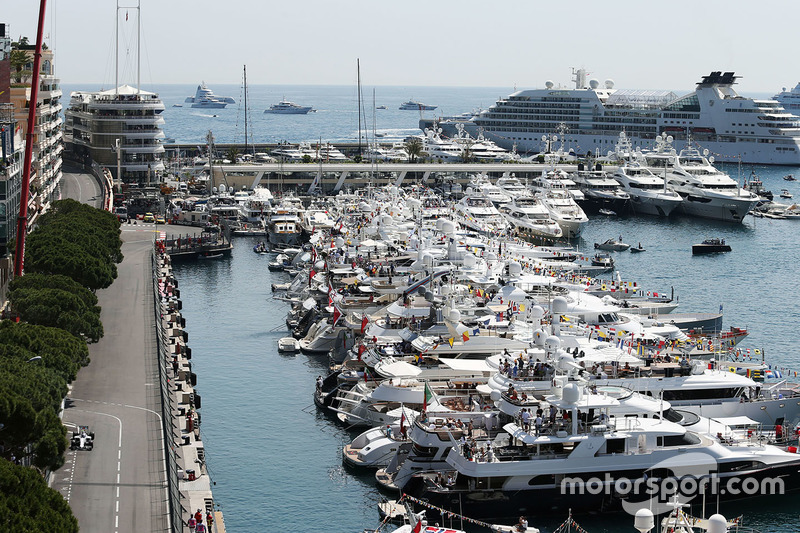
[[152, 247, 225, 533]]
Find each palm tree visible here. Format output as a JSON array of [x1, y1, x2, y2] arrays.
[[404, 138, 424, 163], [225, 146, 240, 163], [9, 50, 30, 84]]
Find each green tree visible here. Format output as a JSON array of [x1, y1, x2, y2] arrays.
[[8, 283, 104, 342], [0, 458, 79, 532], [225, 146, 240, 163], [8, 50, 30, 84], [301, 154, 313, 164], [0, 321, 91, 381], [404, 138, 424, 163]]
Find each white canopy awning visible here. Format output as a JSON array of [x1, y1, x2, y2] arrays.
[[711, 416, 761, 427], [439, 358, 492, 372]]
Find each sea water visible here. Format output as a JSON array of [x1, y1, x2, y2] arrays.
[[128, 84, 800, 532]]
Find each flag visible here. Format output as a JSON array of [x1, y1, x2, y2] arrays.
[[448, 337, 454, 348], [309, 269, 316, 285], [423, 382, 433, 413], [400, 404, 406, 435], [332, 305, 343, 326], [462, 331, 469, 342], [357, 344, 365, 360], [412, 518, 422, 533], [361, 315, 368, 334], [126, 11, 128, 21]]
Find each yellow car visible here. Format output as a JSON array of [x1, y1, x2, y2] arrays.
[[155, 215, 166, 224], [143, 212, 155, 223]]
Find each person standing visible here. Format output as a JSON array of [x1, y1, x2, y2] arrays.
[[187, 516, 196, 532]]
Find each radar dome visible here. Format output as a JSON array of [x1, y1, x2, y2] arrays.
[[589, 79, 600, 89], [544, 336, 561, 353], [334, 237, 345, 248], [707, 515, 728, 533], [709, 156, 715, 164], [545, 80, 554, 89], [666, 135, 674, 143], [551, 296, 568, 314], [605, 79, 615, 89], [508, 262, 522, 277], [449, 309, 461, 323], [634, 509, 654, 533], [562, 383, 582, 404], [463, 253, 477, 268], [440, 220, 456, 235], [489, 390, 501, 402], [532, 329, 545, 345], [558, 353, 578, 371], [485, 252, 498, 262], [422, 253, 433, 267], [529, 305, 545, 320]]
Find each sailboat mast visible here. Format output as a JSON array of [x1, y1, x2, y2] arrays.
[[357, 58, 362, 157], [244, 65, 248, 154]]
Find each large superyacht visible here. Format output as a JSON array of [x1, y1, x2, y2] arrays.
[[430, 69, 800, 165]]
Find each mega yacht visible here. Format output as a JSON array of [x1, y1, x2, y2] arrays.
[[419, 130, 463, 162], [184, 82, 235, 108], [613, 162, 683, 217], [538, 188, 588, 238], [495, 175, 529, 198], [641, 137, 759, 222], [500, 196, 563, 241], [400, 100, 436, 111], [569, 169, 630, 213], [433, 69, 800, 165], [265, 99, 314, 114], [774, 82, 800, 115], [453, 195, 508, 235]]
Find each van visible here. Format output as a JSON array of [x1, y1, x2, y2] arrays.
[[115, 206, 128, 222]]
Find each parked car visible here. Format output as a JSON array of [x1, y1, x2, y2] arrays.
[[114, 206, 128, 222]]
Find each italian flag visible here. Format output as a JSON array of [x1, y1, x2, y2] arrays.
[[423, 382, 433, 413]]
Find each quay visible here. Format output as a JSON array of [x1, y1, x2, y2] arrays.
[[160, 228, 234, 261], [154, 232, 226, 532]]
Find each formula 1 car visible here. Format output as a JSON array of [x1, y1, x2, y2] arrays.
[[70, 426, 94, 450]]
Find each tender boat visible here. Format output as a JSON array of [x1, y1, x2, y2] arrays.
[[265, 99, 314, 114], [399, 100, 436, 111], [692, 238, 731, 255], [594, 238, 630, 251], [591, 252, 614, 269], [277, 336, 299, 354], [780, 189, 793, 199], [784, 174, 797, 181], [630, 243, 646, 253]]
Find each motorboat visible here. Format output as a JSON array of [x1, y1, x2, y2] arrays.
[[500, 196, 563, 242], [594, 238, 630, 251], [184, 82, 235, 108], [277, 336, 300, 354], [780, 189, 793, 199], [744, 172, 773, 202], [495, 175, 529, 198], [400, 100, 436, 111], [453, 194, 508, 235], [419, 130, 463, 162], [253, 241, 269, 254], [591, 253, 614, 269], [265, 99, 314, 114], [342, 424, 411, 469], [470, 177, 512, 206], [612, 157, 682, 217], [692, 238, 731, 255], [784, 174, 797, 181]]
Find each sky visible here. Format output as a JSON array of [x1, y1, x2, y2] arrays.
[[5, 0, 800, 95]]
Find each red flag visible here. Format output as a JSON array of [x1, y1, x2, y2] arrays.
[[357, 344, 365, 361], [412, 519, 422, 533], [332, 305, 343, 326], [361, 315, 368, 334], [309, 269, 316, 285], [125, 11, 128, 21]]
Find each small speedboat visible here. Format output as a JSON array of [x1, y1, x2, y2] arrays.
[[598, 208, 617, 216], [198, 252, 224, 259], [780, 189, 793, 199], [591, 253, 615, 269], [277, 336, 300, 354], [784, 174, 797, 181], [253, 242, 269, 254], [630, 243, 646, 253], [594, 238, 630, 251], [692, 238, 731, 255], [268, 253, 290, 271]]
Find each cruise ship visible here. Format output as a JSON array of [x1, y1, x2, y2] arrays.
[[431, 69, 800, 165], [774, 82, 800, 115]]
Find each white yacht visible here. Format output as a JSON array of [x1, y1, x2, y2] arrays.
[[471, 178, 512, 206], [265, 99, 314, 114], [569, 169, 631, 213], [642, 137, 759, 222], [774, 82, 800, 115], [435, 69, 800, 165], [184, 82, 235, 108], [453, 195, 508, 235], [420, 130, 463, 162], [538, 188, 588, 239], [400, 100, 436, 111], [613, 162, 683, 217], [495, 175, 529, 199], [529, 168, 584, 201], [267, 202, 304, 247], [271, 144, 308, 161], [500, 196, 563, 241]]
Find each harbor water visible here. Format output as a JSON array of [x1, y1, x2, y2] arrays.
[[144, 84, 800, 532]]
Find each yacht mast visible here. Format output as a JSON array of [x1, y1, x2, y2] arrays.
[[243, 65, 248, 154], [357, 58, 362, 157], [115, 0, 118, 95], [136, 0, 140, 94]]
